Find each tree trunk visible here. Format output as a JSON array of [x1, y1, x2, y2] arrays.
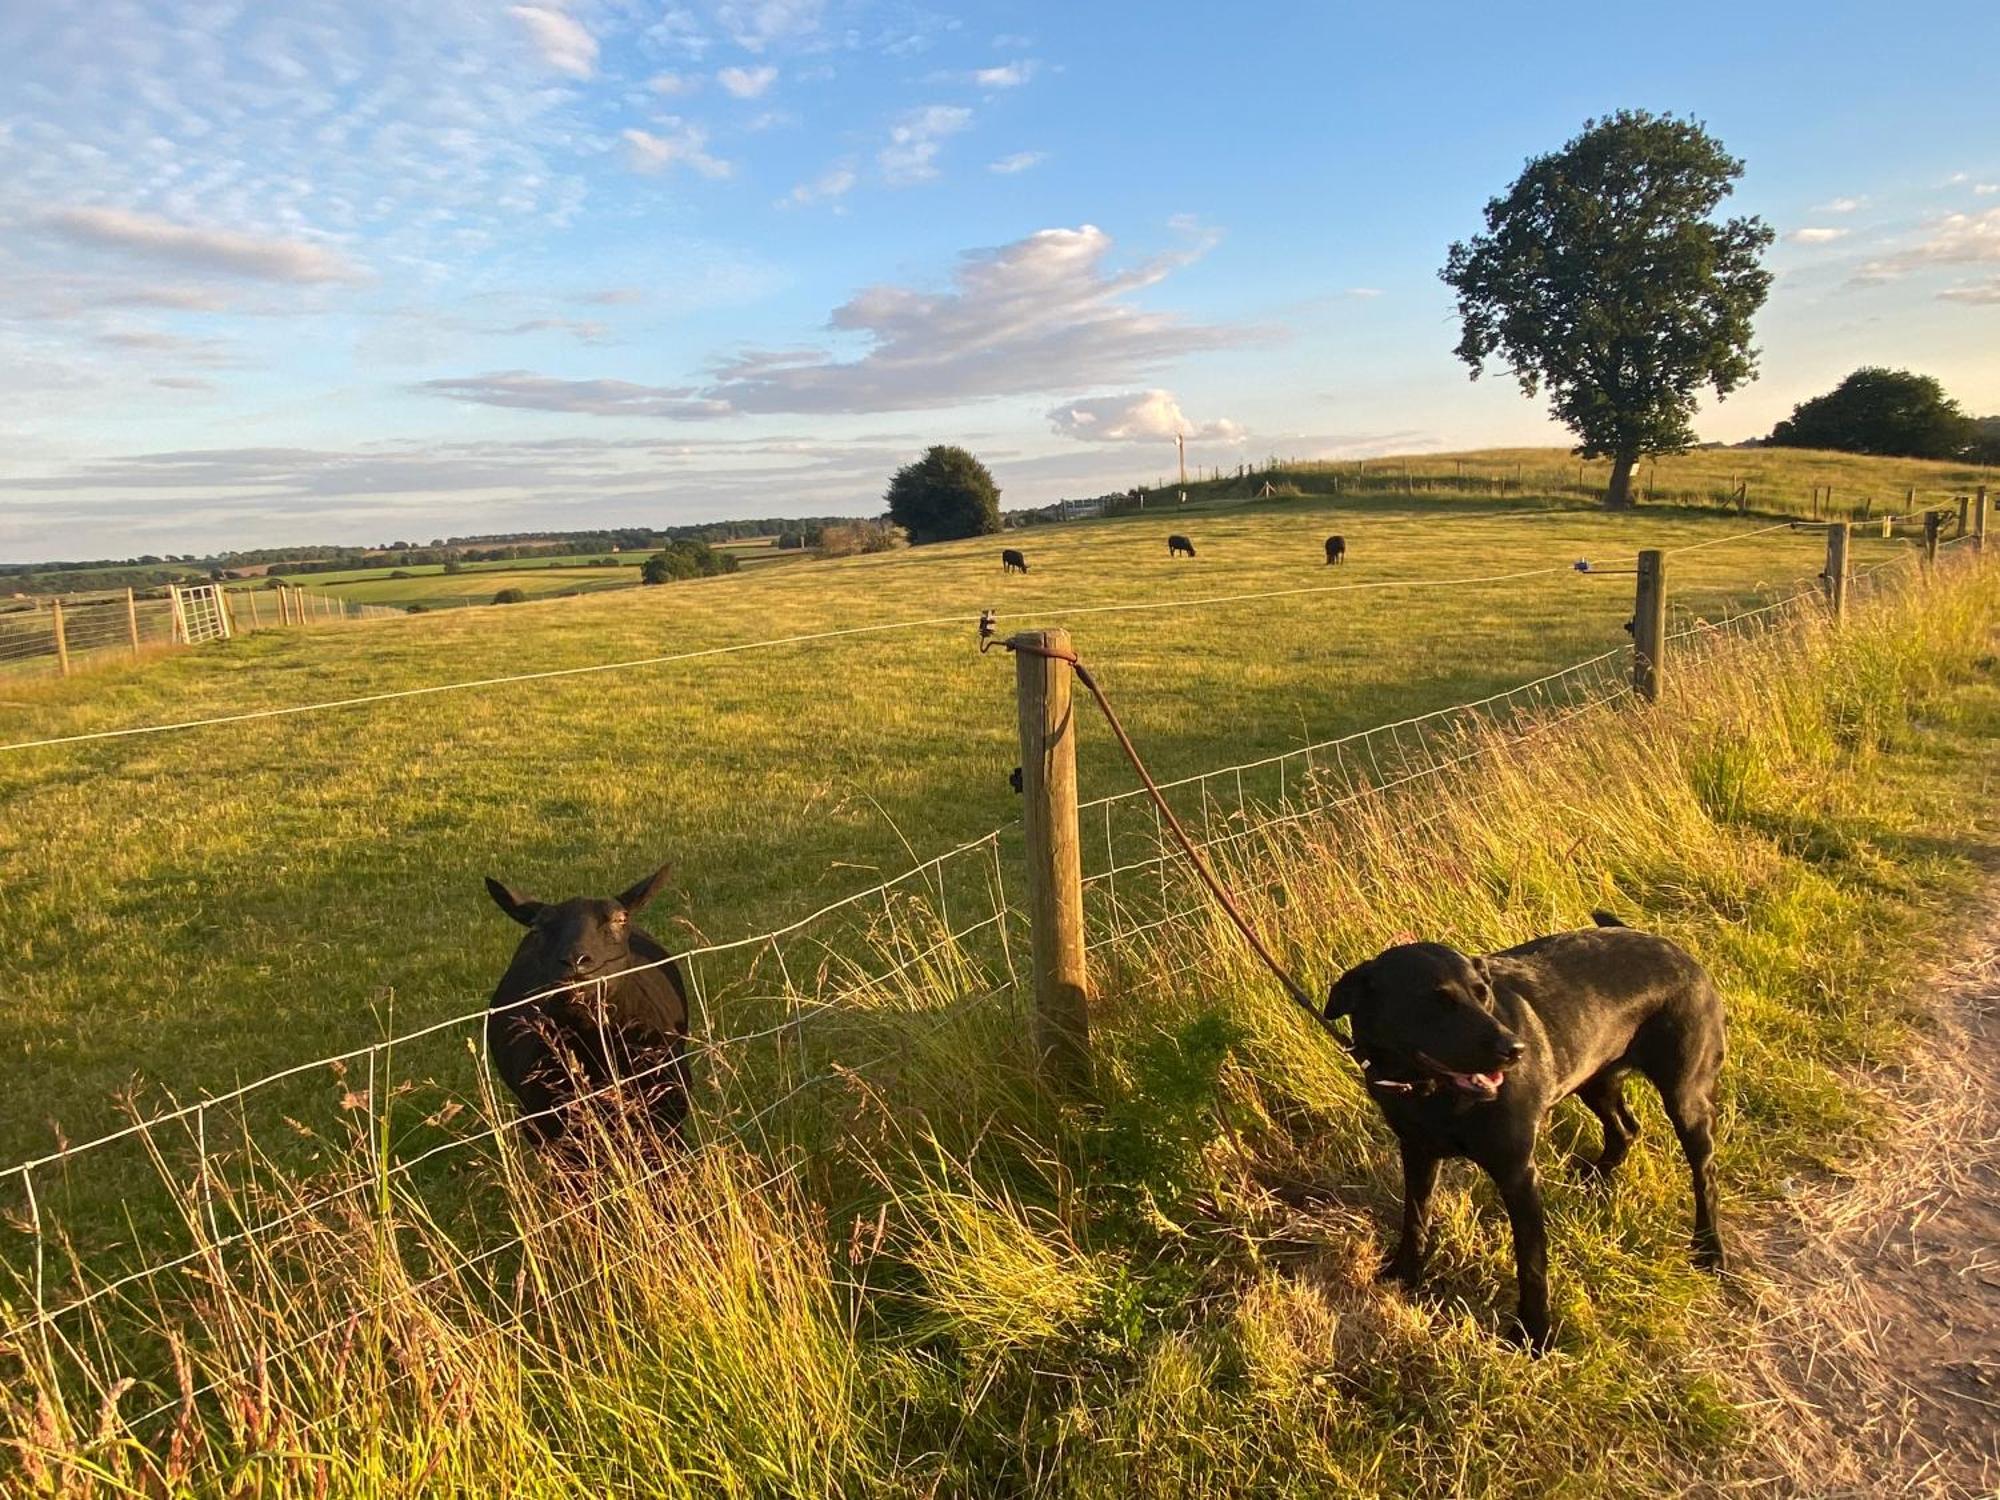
[[1604, 451, 1638, 509]]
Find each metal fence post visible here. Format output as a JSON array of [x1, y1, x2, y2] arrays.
[[1824, 522, 1849, 623], [1631, 550, 1666, 703], [1011, 628, 1092, 1093]]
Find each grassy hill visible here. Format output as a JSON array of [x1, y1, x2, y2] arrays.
[[1156, 443, 1993, 518], [4, 467, 2000, 1494]]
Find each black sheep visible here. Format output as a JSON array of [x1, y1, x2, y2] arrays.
[[1167, 534, 1196, 558], [1325, 534, 1347, 565], [1001, 547, 1029, 574], [483, 865, 692, 1147]]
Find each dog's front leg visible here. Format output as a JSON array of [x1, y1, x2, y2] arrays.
[[1493, 1162, 1552, 1351], [1378, 1140, 1440, 1286]]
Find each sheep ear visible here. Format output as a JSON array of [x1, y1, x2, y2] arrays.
[[617, 864, 673, 914], [1324, 962, 1373, 1022], [485, 876, 542, 927]]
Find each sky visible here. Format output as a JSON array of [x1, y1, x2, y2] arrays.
[[2, 1, 1997, 563]]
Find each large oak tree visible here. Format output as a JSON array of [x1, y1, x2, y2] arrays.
[[885, 445, 1002, 545], [1442, 111, 1773, 507]]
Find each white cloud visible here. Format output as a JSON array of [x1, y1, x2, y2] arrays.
[[988, 151, 1045, 175], [45, 206, 363, 283], [973, 60, 1035, 88], [622, 124, 733, 179], [1047, 390, 1244, 444], [508, 5, 598, 78], [424, 224, 1249, 421], [716, 0, 825, 51], [1785, 227, 1850, 244], [717, 64, 778, 98], [492, 317, 613, 344], [1946, 172, 1971, 184], [879, 105, 972, 185], [1815, 196, 1864, 214], [419, 372, 730, 418], [783, 162, 857, 207], [704, 223, 1249, 414], [647, 71, 695, 96], [1938, 277, 2000, 304], [1855, 207, 2000, 283], [574, 287, 646, 306], [1977, 184, 2000, 196]]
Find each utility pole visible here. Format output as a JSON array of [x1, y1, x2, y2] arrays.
[[1175, 432, 1186, 489]]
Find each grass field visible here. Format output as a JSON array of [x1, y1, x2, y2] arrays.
[[4, 447, 1998, 1494], [0, 490, 1858, 1158]]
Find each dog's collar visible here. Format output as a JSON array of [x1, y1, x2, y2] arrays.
[[1361, 1062, 1434, 1098]]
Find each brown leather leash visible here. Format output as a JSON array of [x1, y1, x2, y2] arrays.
[[986, 623, 1323, 1022]]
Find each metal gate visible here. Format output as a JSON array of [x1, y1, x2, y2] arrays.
[[170, 584, 233, 645]]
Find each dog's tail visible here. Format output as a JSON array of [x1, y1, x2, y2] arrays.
[[1590, 909, 1627, 929]]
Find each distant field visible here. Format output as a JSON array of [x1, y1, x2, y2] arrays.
[[0, 487, 1857, 1158], [1167, 442, 1993, 517]]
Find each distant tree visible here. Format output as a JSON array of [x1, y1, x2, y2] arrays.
[[817, 520, 907, 556], [443, 559, 466, 575], [885, 445, 1002, 544], [405, 603, 428, 614], [640, 539, 737, 585], [1972, 415, 2000, 465], [492, 587, 527, 604], [1441, 111, 1773, 508], [1768, 368, 1978, 459]]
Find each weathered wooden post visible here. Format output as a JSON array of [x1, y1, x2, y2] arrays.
[[124, 587, 140, 657], [1631, 549, 1666, 703], [1923, 510, 1942, 572], [1011, 628, 1092, 1093], [168, 584, 187, 644], [1976, 487, 1989, 556], [50, 598, 70, 677], [1824, 522, 1850, 622]]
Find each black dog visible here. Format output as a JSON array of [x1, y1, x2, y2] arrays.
[[1324, 534, 1347, 565], [1167, 533, 1197, 558], [484, 865, 693, 1147], [1324, 914, 1725, 1350], [1001, 547, 1029, 574]]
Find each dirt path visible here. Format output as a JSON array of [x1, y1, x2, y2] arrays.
[[1731, 894, 2000, 1497]]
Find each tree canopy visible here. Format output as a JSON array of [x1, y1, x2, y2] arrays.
[[885, 446, 1002, 545], [1767, 368, 1978, 459], [1441, 110, 1773, 507], [640, 539, 738, 585]]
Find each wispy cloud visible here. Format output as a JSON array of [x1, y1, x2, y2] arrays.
[[1977, 184, 2000, 197], [491, 317, 613, 344], [715, 0, 825, 52], [972, 60, 1036, 88], [1345, 287, 1384, 298], [879, 105, 973, 185], [45, 207, 363, 284], [647, 71, 696, 96], [622, 124, 733, 179], [988, 151, 1045, 175], [1938, 277, 2000, 304], [717, 64, 778, 98], [418, 372, 730, 419], [782, 161, 857, 207], [1047, 390, 1244, 444], [1815, 196, 1864, 213], [1785, 226, 1849, 245], [508, 5, 597, 78], [573, 288, 647, 306], [1854, 207, 2000, 283]]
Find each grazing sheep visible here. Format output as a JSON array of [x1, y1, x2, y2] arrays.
[[483, 865, 692, 1147], [1325, 535, 1347, 565], [1168, 534, 1197, 558], [1001, 547, 1029, 574]]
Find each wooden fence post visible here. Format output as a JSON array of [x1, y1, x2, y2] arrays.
[[125, 587, 140, 657], [1824, 522, 1849, 622], [1976, 487, 1989, 556], [1923, 511, 1942, 572], [1631, 549, 1666, 703], [51, 599, 70, 677], [1012, 628, 1092, 1093], [168, 584, 187, 645], [1958, 495, 1970, 538]]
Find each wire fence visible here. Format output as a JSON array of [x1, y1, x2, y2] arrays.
[[0, 584, 403, 683], [0, 523, 1978, 1443]]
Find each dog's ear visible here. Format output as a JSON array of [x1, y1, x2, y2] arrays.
[[485, 876, 542, 927], [1324, 962, 1373, 1022]]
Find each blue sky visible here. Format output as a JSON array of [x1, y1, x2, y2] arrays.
[[3, 0, 1996, 562]]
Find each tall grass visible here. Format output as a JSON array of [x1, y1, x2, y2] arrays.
[[6, 555, 1998, 1496]]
